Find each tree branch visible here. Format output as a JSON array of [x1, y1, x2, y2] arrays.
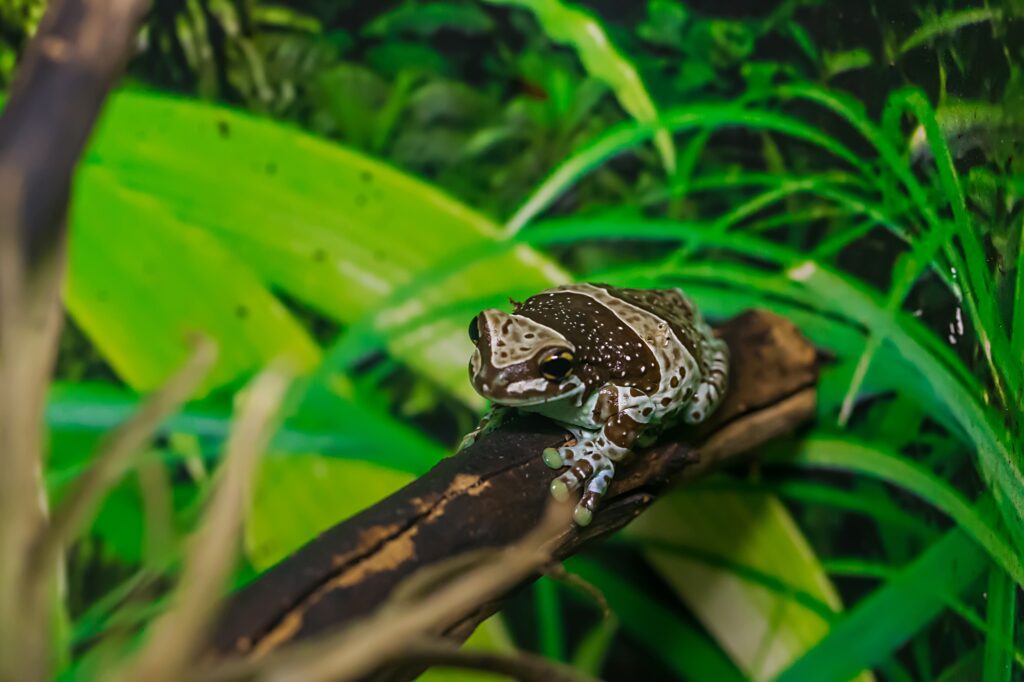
[[0, 1, 149, 677], [206, 309, 819, 674]]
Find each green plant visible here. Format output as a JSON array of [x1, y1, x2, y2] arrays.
[[41, 0, 1024, 679]]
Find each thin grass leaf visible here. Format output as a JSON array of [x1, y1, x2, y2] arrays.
[[507, 103, 870, 232], [983, 566, 1016, 682], [44, 382, 445, 479], [686, 478, 940, 541], [564, 557, 746, 682], [533, 577, 565, 662], [819, 558, 1024, 671], [772, 435, 1024, 590], [785, 261, 1024, 556], [1014, 233, 1024, 350], [899, 7, 1003, 54], [773, 528, 988, 682], [483, 0, 675, 176], [780, 82, 1016, 407], [885, 89, 1014, 405], [570, 616, 617, 677], [418, 616, 519, 682]]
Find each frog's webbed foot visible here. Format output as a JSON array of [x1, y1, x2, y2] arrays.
[[548, 450, 617, 526], [542, 386, 654, 526], [459, 404, 513, 451], [684, 331, 729, 424]]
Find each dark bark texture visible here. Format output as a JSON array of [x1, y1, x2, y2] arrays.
[[208, 309, 820, 661]]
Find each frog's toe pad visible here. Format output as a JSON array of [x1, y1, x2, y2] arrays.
[[550, 478, 571, 502], [542, 447, 564, 469], [573, 503, 594, 526]]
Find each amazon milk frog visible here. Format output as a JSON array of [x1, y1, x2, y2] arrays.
[[462, 283, 729, 526]]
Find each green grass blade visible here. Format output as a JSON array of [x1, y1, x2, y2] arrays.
[[883, 87, 1016, 407], [483, 0, 675, 176], [44, 382, 445, 478], [773, 528, 988, 682], [508, 103, 870, 232], [1014, 231, 1024, 349], [564, 557, 746, 682], [899, 7, 1003, 54], [773, 435, 1024, 590], [533, 578, 565, 661], [983, 566, 1017, 682], [820, 559, 1024, 672], [686, 478, 939, 541], [785, 261, 1024, 555], [570, 616, 618, 677]]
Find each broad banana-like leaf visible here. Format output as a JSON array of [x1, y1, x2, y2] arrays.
[[625, 488, 873, 682], [68, 166, 320, 393], [79, 89, 568, 404]]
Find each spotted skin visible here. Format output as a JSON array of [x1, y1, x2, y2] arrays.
[[463, 283, 729, 525]]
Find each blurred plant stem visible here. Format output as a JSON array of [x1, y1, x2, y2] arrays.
[[0, 0, 148, 677]]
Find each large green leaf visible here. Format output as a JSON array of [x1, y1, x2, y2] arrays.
[[625, 488, 873, 682], [80, 89, 567, 404], [246, 455, 418, 570], [565, 557, 746, 681], [67, 167, 320, 393]]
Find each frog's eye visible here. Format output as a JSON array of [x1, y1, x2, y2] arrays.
[[540, 350, 574, 381], [468, 315, 481, 343]]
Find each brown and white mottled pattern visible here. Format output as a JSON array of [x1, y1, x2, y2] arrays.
[[482, 310, 571, 369], [463, 282, 729, 526]]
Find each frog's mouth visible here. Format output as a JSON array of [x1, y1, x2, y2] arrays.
[[473, 370, 585, 406]]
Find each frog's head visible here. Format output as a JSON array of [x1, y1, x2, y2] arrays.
[[467, 308, 585, 406]]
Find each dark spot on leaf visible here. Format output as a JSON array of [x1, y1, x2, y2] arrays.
[[217, 120, 230, 138], [313, 248, 327, 263], [265, 162, 277, 175], [360, 170, 373, 183], [236, 305, 249, 319]]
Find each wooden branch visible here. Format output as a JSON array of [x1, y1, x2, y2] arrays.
[[0, 1, 148, 678], [0, 0, 149, 262], [208, 309, 819, 667]]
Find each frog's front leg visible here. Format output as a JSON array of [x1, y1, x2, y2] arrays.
[[458, 404, 513, 451], [544, 386, 654, 526]]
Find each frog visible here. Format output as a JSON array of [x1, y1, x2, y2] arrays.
[[462, 282, 729, 526]]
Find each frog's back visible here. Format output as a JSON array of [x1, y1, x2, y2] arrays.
[[588, 284, 705, 366]]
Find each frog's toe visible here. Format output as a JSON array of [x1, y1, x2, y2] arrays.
[[542, 447, 567, 469], [549, 457, 596, 501], [572, 503, 594, 526], [573, 462, 614, 526]]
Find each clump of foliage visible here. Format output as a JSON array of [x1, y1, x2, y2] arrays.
[[5, 0, 1021, 679]]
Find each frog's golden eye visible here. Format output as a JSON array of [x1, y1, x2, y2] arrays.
[[540, 351, 574, 381], [468, 315, 481, 343]]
